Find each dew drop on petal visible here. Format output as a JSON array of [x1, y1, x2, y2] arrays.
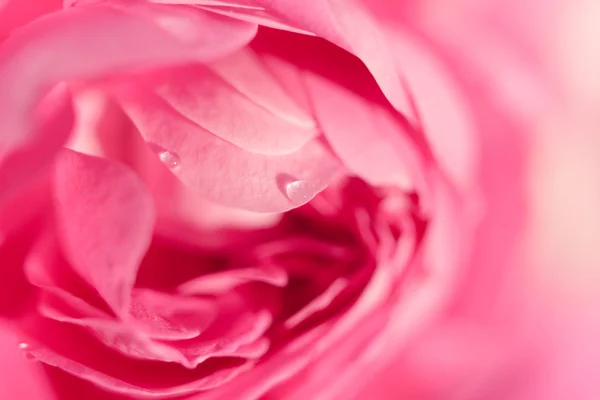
[[285, 180, 316, 205], [148, 142, 181, 170], [159, 150, 181, 169], [18, 342, 36, 361]]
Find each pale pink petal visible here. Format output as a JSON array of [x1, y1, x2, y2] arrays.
[[145, 61, 317, 155], [128, 288, 217, 340], [173, 291, 274, 367], [116, 88, 342, 212], [0, 324, 57, 400], [53, 149, 154, 313], [304, 71, 423, 190], [384, 28, 478, 190], [0, 4, 256, 155], [151, 0, 314, 35], [178, 265, 288, 295], [210, 47, 315, 129]]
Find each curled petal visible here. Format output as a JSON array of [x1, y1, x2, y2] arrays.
[[53, 149, 155, 313], [18, 315, 252, 397], [146, 57, 316, 155], [0, 324, 57, 400], [0, 4, 256, 162], [116, 88, 342, 212], [0, 84, 74, 206]]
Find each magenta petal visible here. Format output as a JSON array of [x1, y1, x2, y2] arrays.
[[284, 278, 348, 329], [0, 0, 62, 39], [53, 149, 155, 313], [24, 227, 115, 317], [117, 89, 342, 212], [37, 292, 188, 365], [19, 315, 252, 397], [173, 290, 273, 367], [175, 310, 272, 367], [0, 84, 74, 207], [0, 4, 256, 155], [0, 324, 57, 400], [129, 289, 217, 340], [178, 265, 288, 295]]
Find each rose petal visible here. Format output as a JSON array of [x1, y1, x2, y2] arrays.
[[0, 4, 256, 157], [116, 88, 342, 212], [284, 278, 348, 329], [145, 59, 317, 155], [181, 2, 479, 189], [18, 315, 252, 397], [210, 47, 315, 128], [173, 290, 273, 367], [178, 265, 288, 295], [150, 0, 313, 35], [37, 291, 191, 365], [0, 323, 57, 400], [129, 288, 217, 340], [176, 0, 417, 121], [0, 0, 62, 39], [24, 226, 114, 316], [250, 30, 426, 191], [304, 70, 422, 190], [53, 149, 155, 313], [0, 84, 74, 207], [384, 28, 478, 190]]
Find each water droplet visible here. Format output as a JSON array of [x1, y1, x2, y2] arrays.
[[18, 342, 36, 361], [285, 180, 315, 205], [148, 143, 181, 169], [158, 150, 180, 169]]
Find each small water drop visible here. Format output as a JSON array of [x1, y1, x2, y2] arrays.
[[148, 143, 181, 170], [285, 180, 316, 205], [158, 150, 181, 169], [18, 342, 36, 361]]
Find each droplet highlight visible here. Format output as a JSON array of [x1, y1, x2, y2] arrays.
[[285, 180, 316, 205], [18, 342, 36, 361], [148, 143, 181, 170], [158, 150, 180, 169]]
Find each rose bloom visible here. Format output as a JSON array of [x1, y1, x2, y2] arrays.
[[1, 0, 599, 399]]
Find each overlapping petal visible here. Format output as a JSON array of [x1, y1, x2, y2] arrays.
[[0, 324, 57, 400], [53, 149, 155, 313], [0, 3, 257, 207], [116, 86, 341, 212]]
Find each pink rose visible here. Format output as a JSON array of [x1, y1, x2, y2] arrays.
[[0, 0, 597, 399]]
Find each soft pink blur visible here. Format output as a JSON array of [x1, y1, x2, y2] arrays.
[[0, 0, 599, 399]]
